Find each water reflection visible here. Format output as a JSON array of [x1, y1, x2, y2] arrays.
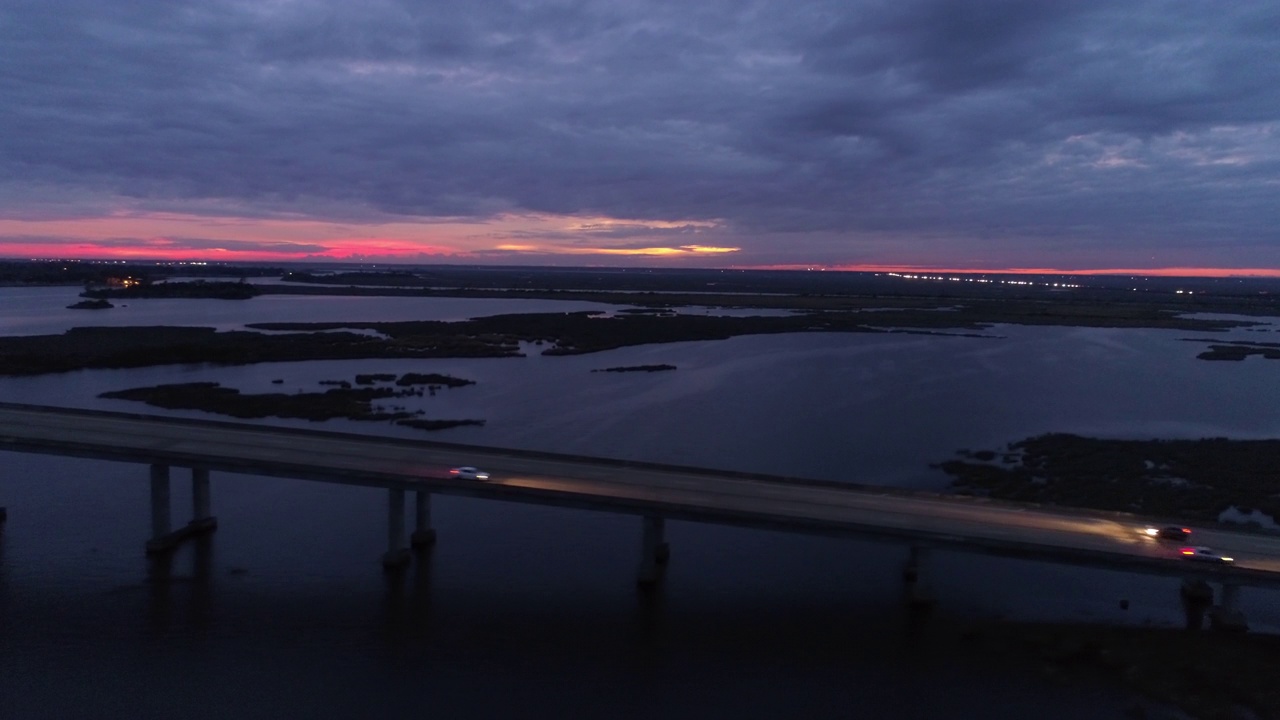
[[0, 517, 8, 621], [632, 575, 667, 663], [380, 546, 434, 641], [190, 535, 215, 633], [146, 553, 173, 634], [145, 536, 216, 637]]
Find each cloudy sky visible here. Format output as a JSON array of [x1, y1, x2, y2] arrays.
[[2, 0, 1278, 274]]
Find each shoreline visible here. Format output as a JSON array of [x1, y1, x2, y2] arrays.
[[939, 434, 1280, 529]]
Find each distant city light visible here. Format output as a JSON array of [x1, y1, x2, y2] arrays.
[[883, 272, 1081, 289]]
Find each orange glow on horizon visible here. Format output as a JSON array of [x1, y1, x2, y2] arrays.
[[589, 245, 740, 256]]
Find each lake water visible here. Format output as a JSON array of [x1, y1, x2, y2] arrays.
[[3, 285, 1278, 718]]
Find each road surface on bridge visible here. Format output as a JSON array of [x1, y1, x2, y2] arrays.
[[3, 402, 1280, 584]]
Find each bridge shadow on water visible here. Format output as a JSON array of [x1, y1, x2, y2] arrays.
[[0, 520, 7, 623], [379, 546, 435, 640]]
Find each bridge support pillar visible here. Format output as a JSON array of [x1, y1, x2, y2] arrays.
[[145, 464, 172, 554], [146, 465, 218, 555], [903, 544, 935, 610], [188, 467, 218, 534], [636, 515, 669, 587], [382, 488, 411, 569], [411, 491, 436, 548], [1209, 582, 1248, 632]]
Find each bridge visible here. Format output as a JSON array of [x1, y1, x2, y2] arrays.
[[3, 402, 1278, 629]]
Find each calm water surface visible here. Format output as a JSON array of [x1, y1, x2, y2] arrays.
[[3, 286, 1278, 718]]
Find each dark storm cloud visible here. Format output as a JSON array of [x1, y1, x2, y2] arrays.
[[2, 0, 1278, 265]]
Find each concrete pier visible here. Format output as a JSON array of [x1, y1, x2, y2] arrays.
[[637, 515, 669, 587], [903, 544, 935, 610], [410, 490, 436, 548], [145, 465, 218, 555], [382, 488, 411, 569], [145, 464, 172, 554]]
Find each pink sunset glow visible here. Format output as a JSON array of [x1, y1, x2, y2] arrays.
[[4, 208, 1279, 277], [0, 211, 740, 264]]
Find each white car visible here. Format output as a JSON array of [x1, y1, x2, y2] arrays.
[[1180, 546, 1233, 564], [450, 466, 490, 481]]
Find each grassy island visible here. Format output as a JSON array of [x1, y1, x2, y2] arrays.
[[1186, 338, 1280, 361], [85, 280, 261, 300], [66, 299, 112, 310], [0, 325, 525, 376], [938, 434, 1280, 525], [592, 364, 677, 373], [98, 372, 483, 431], [5, 302, 1260, 379]]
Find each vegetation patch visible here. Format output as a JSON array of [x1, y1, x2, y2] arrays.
[[937, 434, 1280, 524], [395, 372, 475, 387], [67, 299, 113, 310], [0, 325, 523, 376], [98, 372, 483, 431], [100, 382, 409, 421], [355, 373, 397, 384], [592, 364, 677, 373], [249, 312, 849, 357], [618, 307, 676, 316], [85, 280, 261, 300], [397, 418, 486, 431], [1184, 338, 1280, 361]]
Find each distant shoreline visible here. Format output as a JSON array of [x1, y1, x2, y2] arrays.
[[938, 434, 1280, 529]]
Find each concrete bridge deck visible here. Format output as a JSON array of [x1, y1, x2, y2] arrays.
[[3, 402, 1280, 592]]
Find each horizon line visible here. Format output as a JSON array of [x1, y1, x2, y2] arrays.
[[741, 263, 1280, 279], [6, 255, 1280, 279]]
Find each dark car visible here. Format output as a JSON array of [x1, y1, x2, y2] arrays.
[[1145, 525, 1191, 541]]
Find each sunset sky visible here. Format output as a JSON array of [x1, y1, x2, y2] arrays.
[[2, 1, 1279, 275]]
